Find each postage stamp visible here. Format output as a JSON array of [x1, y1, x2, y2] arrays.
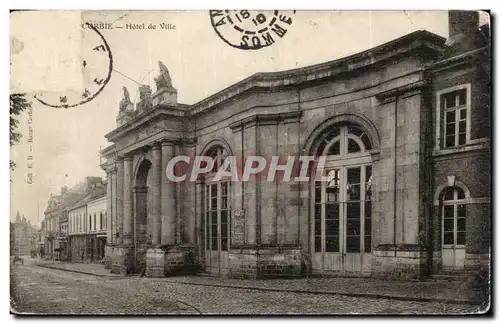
[[9, 10, 491, 316]]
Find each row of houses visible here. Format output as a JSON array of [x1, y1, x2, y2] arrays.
[[41, 177, 107, 263]]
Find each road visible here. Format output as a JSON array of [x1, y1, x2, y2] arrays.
[[10, 258, 481, 315]]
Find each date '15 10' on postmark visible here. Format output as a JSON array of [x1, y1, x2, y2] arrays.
[[209, 10, 295, 50]]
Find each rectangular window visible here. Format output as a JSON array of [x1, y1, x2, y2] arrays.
[[440, 87, 469, 148]]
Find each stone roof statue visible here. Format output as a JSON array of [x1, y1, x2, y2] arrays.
[[154, 61, 173, 90], [136, 85, 152, 113], [119, 86, 132, 113]]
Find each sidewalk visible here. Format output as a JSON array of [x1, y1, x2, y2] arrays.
[[36, 259, 120, 277], [36, 260, 487, 305]]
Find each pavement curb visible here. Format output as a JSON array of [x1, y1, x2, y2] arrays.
[[36, 263, 119, 278], [36, 264, 485, 306]]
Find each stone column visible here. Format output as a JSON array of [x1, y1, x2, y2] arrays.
[[161, 141, 176, 245], [151, 142, 162, 245], [116, 157, 124, 245], [123, 156, 134, 245], [106, 168, 113, 243]]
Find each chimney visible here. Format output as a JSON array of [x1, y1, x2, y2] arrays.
[[449, 10, 479, 38]]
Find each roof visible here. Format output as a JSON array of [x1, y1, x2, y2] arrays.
[[105, 30, 446, 143]]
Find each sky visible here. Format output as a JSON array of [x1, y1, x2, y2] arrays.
[[9, 10, 451, 226]]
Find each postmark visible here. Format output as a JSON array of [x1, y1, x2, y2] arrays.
[[209, 10, 295, 50], [34, 22, 113, 108]]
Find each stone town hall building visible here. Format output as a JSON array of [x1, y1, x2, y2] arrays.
[[101, 12, 490, 279]]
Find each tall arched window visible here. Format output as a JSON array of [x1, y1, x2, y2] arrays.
[[204, 146, 231, 252], [440, 186, 467, 247], [312, 124, 373, 258]]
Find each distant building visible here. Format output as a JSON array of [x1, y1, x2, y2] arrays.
[[67, 178, 107, 263], [42, 178, 103, 259], [11, 211, 38, 255]]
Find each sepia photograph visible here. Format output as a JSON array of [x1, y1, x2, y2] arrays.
[[9, 8, 491, 315]]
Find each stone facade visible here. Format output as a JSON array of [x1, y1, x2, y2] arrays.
[[101, 12, 490, 279]]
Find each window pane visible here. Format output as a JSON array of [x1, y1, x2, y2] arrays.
[[315, 219, 322, 236], [347, 184, 360, 201], [364, 235, 371, 253], [325, 203, 339, 219], [457, 189, 466, 200], [457, 203, 466, 216], [325, 219, 339, 236], [325, 236, 339, 252], [327, 170, 340, 187], [443, 218, 454, 232], [458, 133, 466, 145], [221, 182, 228, 195], [347, 168, 361, 184], [221, 210, 228, 224], [365, 201, 372, 218], [446, 123, 456, 136], [444, 205, 454, 218], [361, 134, 372, 150], [348, 138, 361, 153], [457, 218, 466, 232], [327, 141, 340, 155], [323, 128, 341, 143], [221, 238, 228, 251], [443, 187, 454, 200], [445, 135, 455, 147], [326, 187, 339, 202], [347, 202, 361, 219], [443, 93, 456, 108], [444, 232, 454, 245], [348, 126, 363, 137], [346, 236, 360, 252], [458, 89, 467, 106], [446, 110, 456, 122], [346, 219, 360, 236], [459, 121, 466, 133], [365, 217, 371, 235], [314, 236, 322, 252], [315, 185, 321, 203], [457, 231, 466, 245], [211, 198, 218, 211], [460, 108, 467, 120], [221, 196, 228, 209]]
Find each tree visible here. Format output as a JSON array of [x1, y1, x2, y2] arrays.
[[10, 93, 31, 170]]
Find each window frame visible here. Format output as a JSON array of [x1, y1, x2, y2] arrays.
[[435, 84, 472, 150], [441, 187, 467, 248]]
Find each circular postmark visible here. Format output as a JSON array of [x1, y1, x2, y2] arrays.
[[209, 10, 295, 50], [34, 22, 113, 108]]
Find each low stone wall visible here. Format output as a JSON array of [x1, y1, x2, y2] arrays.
[[371, 247, 429, 280], [228, 246, 303, 279], [146, 245, 200, 277]]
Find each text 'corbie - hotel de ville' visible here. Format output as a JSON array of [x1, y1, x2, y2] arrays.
[[99, 11, 490, 280]]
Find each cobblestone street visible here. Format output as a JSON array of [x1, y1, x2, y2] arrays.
[[10, 259, 485, 315]]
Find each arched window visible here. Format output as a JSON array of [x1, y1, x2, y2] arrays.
[[313, 124, 373, 257], [204, 146, 231, 254], [440, 186, 467, 246]]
